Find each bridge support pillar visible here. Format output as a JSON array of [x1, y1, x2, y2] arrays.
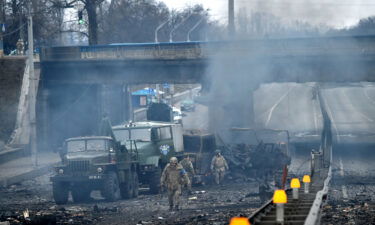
[[123, 84, 133, 122], [39, 89, 50, 152]]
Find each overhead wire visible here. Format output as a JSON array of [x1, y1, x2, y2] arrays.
[[1, 23, 27, 37]]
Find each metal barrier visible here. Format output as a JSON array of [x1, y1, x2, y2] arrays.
[[304, 164, 332, 225]]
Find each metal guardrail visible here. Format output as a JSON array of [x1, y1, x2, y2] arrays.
[[248, 199, 273, 223], [304, 85, 333, 225], [304, 164, 332, 225]]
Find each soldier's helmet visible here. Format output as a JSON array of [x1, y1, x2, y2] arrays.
[[170, 157, 178, 165]]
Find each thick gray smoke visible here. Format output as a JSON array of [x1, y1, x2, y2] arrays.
[[204, 32, 372, 145], [236, 0, 374, 28]]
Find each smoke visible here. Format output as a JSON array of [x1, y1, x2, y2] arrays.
[[236, 0, 375, 28], [203, 24, 372, 145]]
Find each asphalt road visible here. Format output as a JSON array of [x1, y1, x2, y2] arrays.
[[254, 82, 323, 144], [321, 83, 375, 144]]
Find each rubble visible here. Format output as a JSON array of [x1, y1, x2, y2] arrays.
[[219, 142, 290, 182], [321, 183, 375, 225], [0, 173, 261, 225]]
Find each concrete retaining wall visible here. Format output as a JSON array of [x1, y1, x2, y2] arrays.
[[0, 57, 26, 146]]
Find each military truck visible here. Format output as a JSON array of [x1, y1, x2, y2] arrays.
[[51, 136, 139, 204], [112, 121, 184, 193]]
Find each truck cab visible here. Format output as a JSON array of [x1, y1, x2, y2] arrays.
[[112, 121, 184, 193]]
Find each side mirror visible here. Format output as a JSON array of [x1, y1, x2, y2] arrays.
[[182, 113, 187, 117]]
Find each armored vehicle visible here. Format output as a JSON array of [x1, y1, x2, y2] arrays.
[[51, 136, 139, 204], [112, 121, 184, 193]]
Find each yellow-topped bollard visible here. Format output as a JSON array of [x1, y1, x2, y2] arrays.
[[303, 175, 311, 193], [290, 178, 301, 200], [229, 217, 250, 225], [273, 189, 287, 223]]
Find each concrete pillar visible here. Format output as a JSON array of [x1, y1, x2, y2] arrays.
[[123, 84, 133, 121], [41, 89, 49, 152]]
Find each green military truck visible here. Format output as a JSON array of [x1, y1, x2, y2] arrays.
[[112, 121, 184, 194], [51, 136, 139, 204]]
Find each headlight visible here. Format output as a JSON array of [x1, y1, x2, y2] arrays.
[[58, 169, 64, 174], [97, 167, 103, 173]]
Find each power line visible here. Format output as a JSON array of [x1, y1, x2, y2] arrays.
[[2, 23, 27, 37]]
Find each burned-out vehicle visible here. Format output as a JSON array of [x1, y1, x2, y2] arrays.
[[112, 121, 184, 193], [51, 136, 139, 204]]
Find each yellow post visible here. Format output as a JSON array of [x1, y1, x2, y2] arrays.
[[291, 178, 301, 200]]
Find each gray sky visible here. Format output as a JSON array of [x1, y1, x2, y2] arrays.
[[160, 0, 375, 28]]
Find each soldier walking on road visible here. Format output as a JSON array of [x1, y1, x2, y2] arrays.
[[211, 150, 229, 185], [180, 154, 195, 194], [161, 157, 190, 211]]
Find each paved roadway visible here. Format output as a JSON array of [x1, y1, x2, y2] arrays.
[[254, 82, 323, 144], [253, 82, 375, 180], [321, 82, 375, 144], [320, 83, 375, 200]]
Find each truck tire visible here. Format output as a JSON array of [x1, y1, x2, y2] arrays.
[[52, 181, 69, 204], [71, 185, 90, 203], [133, 172, 139, 197], [102, 172, 121, 201], [149, 167, 161, 194]]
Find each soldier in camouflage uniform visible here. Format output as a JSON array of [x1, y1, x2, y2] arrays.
[[210, 150, 229, 185], [161, 157, 190, 211], [180, 154, 195, 193]]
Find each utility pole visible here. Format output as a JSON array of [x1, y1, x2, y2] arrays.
[[0, 0, 4, 56], [28, 2, 37, 167], [228, 0, 235, 37]]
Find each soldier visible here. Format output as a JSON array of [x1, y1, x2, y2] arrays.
[[210, 150, 229, 185], [180, 154, 195, 193], [161, 157, 190, 211], [16, 39, 24, 55]]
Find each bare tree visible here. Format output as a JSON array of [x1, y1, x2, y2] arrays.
[[53, 0, 104, 45]]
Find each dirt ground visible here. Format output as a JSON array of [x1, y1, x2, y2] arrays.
[[0, 173, 260, 225]]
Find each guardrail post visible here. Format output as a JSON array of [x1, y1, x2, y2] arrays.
[[311, 150, 323, 178]]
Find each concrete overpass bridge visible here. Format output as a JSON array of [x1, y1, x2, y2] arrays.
[[40, 35, 375, 85], [37, 35, 375, 149]]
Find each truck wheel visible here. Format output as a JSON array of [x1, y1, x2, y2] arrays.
[[133, 172, 139, 197], [149, 167, 161, 194], [71, 185, 90, 203], [52, 181, 69, 204], [120, 171, 134, 199], [102, 172, 121, 201]]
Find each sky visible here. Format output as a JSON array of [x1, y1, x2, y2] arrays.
[[159, 0, 375, 28]]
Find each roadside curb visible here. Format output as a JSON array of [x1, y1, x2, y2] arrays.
[[0, 147, 26, 165], [0, 162, 58, 188]]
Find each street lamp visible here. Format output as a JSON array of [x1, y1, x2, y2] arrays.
[[187, 17, 204, 42], [169, 13, 195, 43], [154, 18, 171, 43]]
